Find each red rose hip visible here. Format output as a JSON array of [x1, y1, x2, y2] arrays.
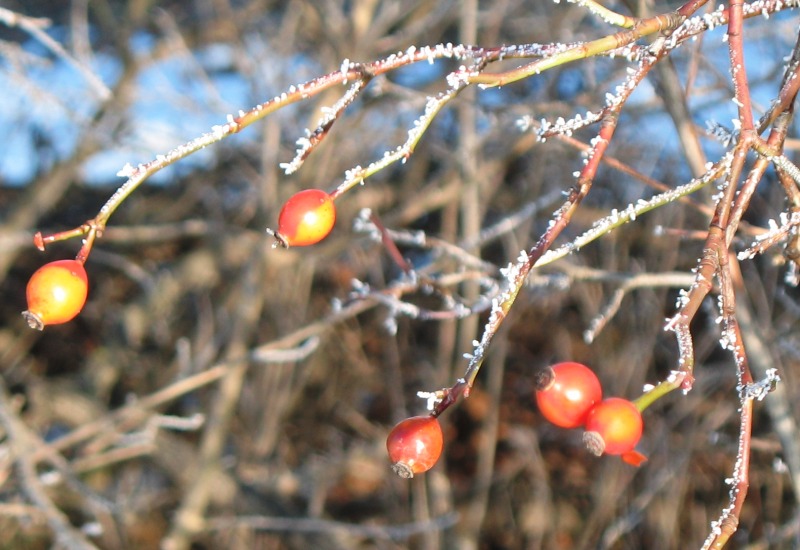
[[386, 415, 443, 478], [535, 361, 602, 428]]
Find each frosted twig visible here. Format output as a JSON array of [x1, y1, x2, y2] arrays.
[[706, 121, 738, 147], [281, 76, 371, 175], [702, 248, 754, 549], [700, 391, 753, 550], [429, 35, 666, 415], [565, 0, 638, 28], [769, 153, 800, 186], [344, 271, 496, 323], [204, 511, 459, 540], [535, 162, 724, 268], [460, 189, 564, 250], [583, 271, 697, 343], [251, 335, 321, 363], [468, 8, 692, 88], [0, 379, 100, 550], [742, 368, 781, 401], [331, 62, 481, 199], [38, 42, 509, 246], [738, 211, 800, 260], [668, 0, 800, 52]]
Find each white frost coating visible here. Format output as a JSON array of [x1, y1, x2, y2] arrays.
[[771, 154, 800, 185], [530, 49, 651, 142], [738, 210, 800, 260], [563, 0, 625, 26], [516, 115, 534, 132], [341, 74, 465, 188], [669, 1, 800, 60], [706, 121, 737, 146], [462, 253, 529, 374], [81, 522, 103, 537], [283, 79, 367, 175], [773, 457, 788, 473], [536, 164, 724, 269], [211, 124, 227, 139], [446, 65, 474, 88], [351, 207, 383, 242], [40, 470, 61, 486], [664, 370, 681, 384], [350, 278, 370, 295], [532, 109, 602, 141], [786, 257, 800, 286], [743, 368, 781, 401], [383, 313, 398, 336], [116, 163, 135, 178], [417, 390, 442, 410], [104, 112, 259, 217]]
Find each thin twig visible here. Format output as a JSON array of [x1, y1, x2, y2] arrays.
[[0, 379, 99, 550]]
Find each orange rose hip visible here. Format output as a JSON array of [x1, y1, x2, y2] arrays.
[[275, 189, 336, 247], [23, 259, 88, 330]]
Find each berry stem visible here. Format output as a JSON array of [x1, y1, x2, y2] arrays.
[[75, 225, 98, 265], [633, 376, 684, 413]]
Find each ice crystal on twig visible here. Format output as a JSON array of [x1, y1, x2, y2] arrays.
[[536, 172, 717, 268], [742, 368, 781, 401], [707, 120, 738, 146], [417, 390, 443, 411], [281, 78, 369, 175], [738, 211, 800, 260]]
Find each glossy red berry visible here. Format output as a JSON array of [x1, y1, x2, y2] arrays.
[[534, 362, 602, 428], [275, 189, 336, 247], [583, 398, 643, 456], [23, 259, 89, 330], [386, 415, 443, 478]]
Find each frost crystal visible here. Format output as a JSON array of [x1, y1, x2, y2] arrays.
[[383, 314, 398, 336], [738, 210, 800, 260], [417, 391, 442, 410], [742, 368, 781, 401], [116, 163, 135, 178]]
